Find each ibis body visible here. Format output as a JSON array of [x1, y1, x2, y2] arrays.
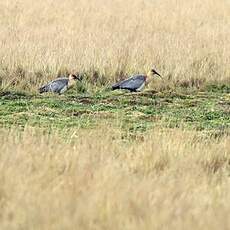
[[112, 68, 162, 92], [39, 74, 80, 94]]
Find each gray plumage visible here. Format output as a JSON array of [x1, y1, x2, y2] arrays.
[[112, 75, 146, 92], [39, 74, 80, 94], [39, 78, 69, 94], [112, 68, 162, 92]]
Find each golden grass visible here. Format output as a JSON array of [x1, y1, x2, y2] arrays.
[[1, 1, 229, 228], [0, 0, 229, 90], [0, 126, 229, 229]]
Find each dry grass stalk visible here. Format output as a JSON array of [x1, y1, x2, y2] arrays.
[[0, 0, 229, 90], [0, 126, 229, 229]]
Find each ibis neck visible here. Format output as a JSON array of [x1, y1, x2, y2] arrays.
[[147, 71, 155, 78], [68, 79, 76, 88], [146, 72, 154, 84]]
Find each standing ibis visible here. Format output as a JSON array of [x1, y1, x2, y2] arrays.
[[112, 68, 162, 92], [38, 74, 81, 94]]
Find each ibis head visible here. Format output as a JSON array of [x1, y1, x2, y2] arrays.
[[68, 74, 81, 81], [68, 73, 81, 88], [148, 68, 162, 78]]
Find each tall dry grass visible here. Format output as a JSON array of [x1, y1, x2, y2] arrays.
[[0, 0, 229, 90], [0, 126, 229, 229]]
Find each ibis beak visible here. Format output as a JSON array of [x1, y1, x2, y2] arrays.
[[74, 74, 83, 81], [153, 69, 162, 78], [76, 76, 82, 81]]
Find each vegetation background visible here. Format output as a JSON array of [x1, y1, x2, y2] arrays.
[[0, 0, 229, 90], [0, 0, 229, 229]]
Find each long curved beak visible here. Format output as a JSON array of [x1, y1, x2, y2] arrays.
[[153, 69, 162, 78], [72, 74, 82, 81], [76, 76, 82, 81]]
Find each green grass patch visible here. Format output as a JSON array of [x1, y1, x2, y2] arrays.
[[0, 88, 229, 136]]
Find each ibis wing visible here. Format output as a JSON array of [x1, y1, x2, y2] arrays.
[[113, 75, 145, 90], [49, 79, 68, 93], [40, 78, 68, 93]]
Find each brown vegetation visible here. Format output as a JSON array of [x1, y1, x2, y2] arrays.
[[0, 0, 229, 91], [0, 126, 229, 229], [0, 1, 229, 228]]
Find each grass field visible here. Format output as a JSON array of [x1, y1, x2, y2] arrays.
[[0, 127, 229, 229], [0, 0, 229, 91], [0, 0, 230, 229], [0, 87, 229, 134]]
